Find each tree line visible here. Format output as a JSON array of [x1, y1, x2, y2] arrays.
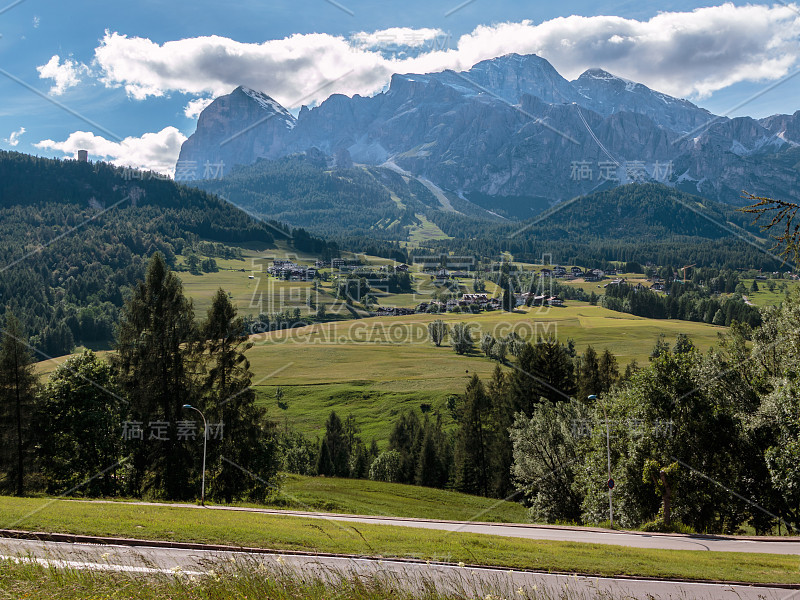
[[0, 253, 278, 501]]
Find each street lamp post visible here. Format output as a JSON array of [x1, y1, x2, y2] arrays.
[[588, 394, 613, 527], [182, 404, 207, 506]]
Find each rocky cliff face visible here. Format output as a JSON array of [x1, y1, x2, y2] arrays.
[[177, 54, 800, 207], [177, 86, 295, 175]]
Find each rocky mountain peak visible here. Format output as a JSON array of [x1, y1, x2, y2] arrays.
[[177, 53, 800, 207]]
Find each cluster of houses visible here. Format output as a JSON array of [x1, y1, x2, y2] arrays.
[[605, 276, 670, 293], [517, 293, 565, 307], [374, 307, 417, 316], [266, 259, 317, 281], [395, 292, 564, 315], [541, 266, 618, 281], [415, 294, 501, 313], [314, 259, 411, 274], [426, 268, 472, 281]]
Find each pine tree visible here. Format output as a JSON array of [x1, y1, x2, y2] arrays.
[[598, 349, 620, 393], [0, 313, 38, 496], [486, 364, 514, 497], [415, 426, 441, 488], [114, 252, 198, 499], [389, 410, 422, 483], [316, 439, 333, 476], [509, 338, 576, 414], [453, 375, 491, 496], [577, 345, 601, 401], [623, 359, 639, 381], [318, 411, 349, 477], [202, 289, 278, 503]]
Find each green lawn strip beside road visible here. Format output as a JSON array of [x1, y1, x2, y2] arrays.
[[0, 497, 796, 584], [272, 475, 528, 522]]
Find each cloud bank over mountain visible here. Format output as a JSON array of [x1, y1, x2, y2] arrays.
[[87, 4, 800, 107]]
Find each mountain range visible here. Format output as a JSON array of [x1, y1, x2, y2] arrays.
[[178, 53, 800, 216]]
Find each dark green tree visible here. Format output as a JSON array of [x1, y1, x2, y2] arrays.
[[598, 349, 620, 393], [453, 375, 491, 496], [509, 338, 575, 414], [35, 351, 122, 496], [0, 313, 38, 496], [576, 345, 601, 401], [202, 288, 278, 503], [114, 252, 198, 499], [316, 439, 333, 476], [318, 411, 349, 477]]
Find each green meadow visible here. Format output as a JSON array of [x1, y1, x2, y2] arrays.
[[248, 305, 725, 439]]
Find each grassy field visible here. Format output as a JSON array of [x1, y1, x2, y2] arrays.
[[740, 278, 800, 307], [249, 304, 726, 439], [35, 303, 728, 441], [273, 474, 528, 522], [176, 245, 327, 318], [408, 213, 452, 244], [0, 496, 797, 584]]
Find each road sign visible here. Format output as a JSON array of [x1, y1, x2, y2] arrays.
[[607, 478, 615, 490]]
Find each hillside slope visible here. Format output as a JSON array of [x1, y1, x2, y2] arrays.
[[0, 151, 332, 356]]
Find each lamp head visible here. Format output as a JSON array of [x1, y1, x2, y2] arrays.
[[182, 404, 192, 409], [587, 395, 597, 400]]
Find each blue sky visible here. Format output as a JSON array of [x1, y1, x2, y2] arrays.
[[1, 0, 799, 173]]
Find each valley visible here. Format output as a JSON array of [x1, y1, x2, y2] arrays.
[[3, 14, 800, 597]]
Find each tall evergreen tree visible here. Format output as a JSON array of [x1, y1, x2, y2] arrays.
[[576, 345, 601, 401], [0, 313, 38, 496], [114, 252, 198, 499], [598, 349, 620, 393], [389, 410, 422, 483], [415, 425, 442, 488], [486, 364, 514, 497], [202, 289, 278, 502], [453, 375, 491, 496], [318, 411, 349, 477]]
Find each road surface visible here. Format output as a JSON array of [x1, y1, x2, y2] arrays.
[[1, 537, 797, 600]]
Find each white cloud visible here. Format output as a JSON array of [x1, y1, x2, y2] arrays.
[[184, 97, 214, 119], [32, 16, 40, 28], [452, 5, 800, 99], [36, 55, 89, 95], [350, 27, 445, 49], [4, 127, 25, 147], [35, 127, 187, 175], [91, 4, 800, 107]]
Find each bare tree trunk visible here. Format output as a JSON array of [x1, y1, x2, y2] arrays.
[[660, 470, 671, 525]]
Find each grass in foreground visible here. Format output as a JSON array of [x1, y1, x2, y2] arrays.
[[271, 474, 528, 522], [0, 497, 797, 584], [0, 558, 615, 600]]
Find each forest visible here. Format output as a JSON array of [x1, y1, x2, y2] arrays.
[[0, 152, 334, 357]]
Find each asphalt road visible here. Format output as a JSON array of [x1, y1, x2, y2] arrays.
[[74, 499, 800, 555], [1, 537, 797, 600]]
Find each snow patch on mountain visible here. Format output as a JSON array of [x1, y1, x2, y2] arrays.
[[241, 87, 296, 128]]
